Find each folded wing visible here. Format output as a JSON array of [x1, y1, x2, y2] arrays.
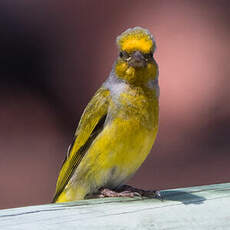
[[52, 87, 110, 202]]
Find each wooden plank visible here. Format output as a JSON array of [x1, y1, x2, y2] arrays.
[[0, 183, 229, 230]]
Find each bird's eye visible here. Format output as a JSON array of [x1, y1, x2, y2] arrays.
[[120, 51, 130, 60], [144, 52, 153, 60]]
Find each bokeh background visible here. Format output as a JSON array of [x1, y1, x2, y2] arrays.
[[0, 0, 230, 209]]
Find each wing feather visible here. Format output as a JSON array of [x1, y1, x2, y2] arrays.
[[52, 88, 110, 202]]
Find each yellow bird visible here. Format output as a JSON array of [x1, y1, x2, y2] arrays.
[[53, 27, 159, 203]]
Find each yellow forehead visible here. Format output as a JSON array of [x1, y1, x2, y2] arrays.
[[117, 28, 154, 53]]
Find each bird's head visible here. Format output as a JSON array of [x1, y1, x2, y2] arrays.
[[115, 27, 158, 85]]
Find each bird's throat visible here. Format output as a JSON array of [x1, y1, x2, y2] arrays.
[[115, 60, 157, 86]]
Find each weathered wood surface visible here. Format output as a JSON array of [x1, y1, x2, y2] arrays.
[[0, 183, 229, 230]]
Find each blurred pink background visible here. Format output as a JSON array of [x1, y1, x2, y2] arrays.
[[0, 0, 230, 209]]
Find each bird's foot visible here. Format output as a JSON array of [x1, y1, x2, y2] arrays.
[[116, 185, 162, 199], [97, 188, 141, 198], [88, 185, 161, 199]]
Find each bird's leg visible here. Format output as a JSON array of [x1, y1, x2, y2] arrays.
[[88, 185, 161, 199]]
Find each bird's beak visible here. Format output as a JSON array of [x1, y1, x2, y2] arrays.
[[128, 51, 146, 68]]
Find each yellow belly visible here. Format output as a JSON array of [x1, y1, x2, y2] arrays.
[[87, 118, 156, 184]]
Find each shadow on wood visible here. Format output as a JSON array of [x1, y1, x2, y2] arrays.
[[161, 190, 206, 204]]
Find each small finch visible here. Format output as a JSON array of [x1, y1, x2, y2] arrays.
[[53, 27, 159, 203]]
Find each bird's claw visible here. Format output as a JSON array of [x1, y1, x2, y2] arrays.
[[88, 185, 162, 200]]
